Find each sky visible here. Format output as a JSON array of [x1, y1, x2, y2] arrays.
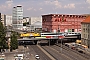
[[0, 0, 90, 17]]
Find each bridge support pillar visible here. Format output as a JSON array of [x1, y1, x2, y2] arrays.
[[48, 39, 57, 45], [49, 39, 50, 46], [34, 40, 38, 45], [37, 41, 40, 45], [56, 40, 58, 45]]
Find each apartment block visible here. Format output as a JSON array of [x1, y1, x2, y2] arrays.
[[12, 5, 23, 30], [81, 16, 90, 48], [1, 14, 6, 26]]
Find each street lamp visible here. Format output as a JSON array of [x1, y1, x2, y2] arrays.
[[22, 41, 25, 59], [60, 38, 62, 53], [57, 17, 63, 53], [56, 18, 60, 45]]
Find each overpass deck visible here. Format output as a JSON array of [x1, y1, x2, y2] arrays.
[[18, 38, 57, 41]]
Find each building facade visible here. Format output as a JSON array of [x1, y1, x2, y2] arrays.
[[12, 5, 23, 30], [26, 17, 42, 32], [0, 13, 1, 21], [42, 14, 86, 33], [30, 17, 42, 25], [1, 14, 6, 26], [23, 17, 30, 23], [26, 21, 42, 32], [5, 15, 12, 26], [0, 14, 12, 27], [81, 16, 90, 48]]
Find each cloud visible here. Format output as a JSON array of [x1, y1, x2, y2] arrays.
[[0, 0, 89, 16], [39, 8, 43, 11], [86, 0, 90, 4], [5, 0, 13, 8], [64, 3, 75, 9], [27, 7, 43, 12], [34, 9, 37, 11], [0, 5, 7, 11], [88, 6, 90, 9], [0, 0, 13, 11], [44, 0, 62, 9], [27, 7, 33, 11], [53, 0, 62, 8]]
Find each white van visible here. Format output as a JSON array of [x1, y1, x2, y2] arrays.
[[15, 54, 23, 60]]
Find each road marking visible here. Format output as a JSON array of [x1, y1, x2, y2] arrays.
[[37, 45, 56, 60], [48, 46, 73, 60]]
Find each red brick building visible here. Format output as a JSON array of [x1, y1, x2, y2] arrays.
[[42, 14, 86, 33]]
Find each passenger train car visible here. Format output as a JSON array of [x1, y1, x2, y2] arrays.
[[64, 32, 81, 36], [41, 32, 64, 37], [20, 32, 81, 39], [41, 32, 80, 37]]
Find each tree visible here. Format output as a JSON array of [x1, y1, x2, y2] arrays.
[[0, 22, 8, 52], [23, 22, 29, 26], [10, 31, 18, 51]]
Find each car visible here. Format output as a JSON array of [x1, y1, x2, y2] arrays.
[[35, 55, 40, 59]]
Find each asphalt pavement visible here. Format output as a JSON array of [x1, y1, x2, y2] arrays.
[[2, 46, 37, 60], [42, 45, 89, 60]]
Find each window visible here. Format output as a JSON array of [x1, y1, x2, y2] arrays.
[[88, 28, 89, 33], [84, 24, 85, 27], [84, 34, 85, 38], [86, 34, 87, 38], [83, 28, 85, 32], [88, 35, 89, 39], [86, 28, 87, 32]]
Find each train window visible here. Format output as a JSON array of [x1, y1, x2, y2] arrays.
[[75, 33, 77, 34], [69, 33, 71, 34], [72, 33, 74, 34]]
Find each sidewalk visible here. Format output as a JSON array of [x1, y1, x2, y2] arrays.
[[13, 46, 30, 52]]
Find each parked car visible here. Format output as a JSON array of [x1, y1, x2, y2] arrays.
[[35, 55, 40, 59]]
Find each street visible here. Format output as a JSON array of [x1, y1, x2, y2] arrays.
[[41, 45, 89, 60], [1, 43, 90, 60]]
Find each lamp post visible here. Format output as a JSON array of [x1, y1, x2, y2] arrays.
[[23, 41, 25, 60], [60, 38, 62, 53], [56, 17, 60, 44], [56, 25, 59, 45], [57, 17, 63, 53]]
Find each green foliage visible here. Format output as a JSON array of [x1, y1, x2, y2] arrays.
[[23, 23, 26, 26], [0, 22, 8, 51], [16, 32, 20, 38], [23, 22, 29, 26], [10, 31, 18, 50]]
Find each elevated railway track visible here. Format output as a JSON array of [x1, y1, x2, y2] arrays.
[[18, 32, 81, 45]]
